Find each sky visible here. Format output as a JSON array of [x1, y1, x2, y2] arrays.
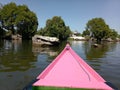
[[0, 0, 120, 33]]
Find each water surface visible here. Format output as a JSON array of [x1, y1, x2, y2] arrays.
[[0, 40, 120, 90]]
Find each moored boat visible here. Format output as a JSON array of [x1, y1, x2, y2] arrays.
[[31, 44, 116, 90]]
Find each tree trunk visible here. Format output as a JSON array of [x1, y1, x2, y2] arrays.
[[97, 38, 101, 44]]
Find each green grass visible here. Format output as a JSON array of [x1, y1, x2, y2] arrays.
[[32, 86, 94, 90]]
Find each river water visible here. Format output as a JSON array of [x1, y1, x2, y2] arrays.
[[0, 40, 120, 90]]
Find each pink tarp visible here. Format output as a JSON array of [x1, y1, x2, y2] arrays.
[[33, 44, 113, 90]]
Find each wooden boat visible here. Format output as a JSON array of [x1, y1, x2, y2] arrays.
[[32, 44, 115, 90]]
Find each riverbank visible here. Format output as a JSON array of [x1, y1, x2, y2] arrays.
[[1, 34, 120, 47]]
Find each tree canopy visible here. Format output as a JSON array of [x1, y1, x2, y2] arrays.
[[37, 16, 71, 40], [0, 2, 38, 39], [108, 29, 118, 40], [82, 29, 90, 36], [85, 18, 111, 42]]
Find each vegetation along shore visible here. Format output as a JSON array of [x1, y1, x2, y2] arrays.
[[0, 2, 120, 45]]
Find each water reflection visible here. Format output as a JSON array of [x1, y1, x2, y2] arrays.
[[83, 41, 117, 60], [0, 40, 67, 72], [81, 41, 117, 70], [0, 40, 36, 72], [32, 45, 58, 57]]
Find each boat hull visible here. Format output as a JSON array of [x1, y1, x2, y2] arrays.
[[32, 44, 114, 90]]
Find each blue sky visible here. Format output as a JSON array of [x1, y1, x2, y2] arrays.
[[1, 0, 120, 33]]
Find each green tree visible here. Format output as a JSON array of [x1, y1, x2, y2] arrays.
[[16, 5, 38, 39], [0, 3, 17, 34], [0, 3, 5, 39], [108, 29, 118, 40], [86, 18, 110, 43], [0, 2, 38, 39], [118, 34, 120, 39], [36, 28, 45, 35], [82, 29, 90, 36], [38, 16, 71, 40]]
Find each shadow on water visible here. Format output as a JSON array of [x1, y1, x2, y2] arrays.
[[0, 40, 36, 72]]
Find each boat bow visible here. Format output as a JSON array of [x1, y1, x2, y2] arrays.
[[33, 44, 113, 90]]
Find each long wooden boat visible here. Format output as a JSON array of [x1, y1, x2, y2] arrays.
[[32, 44, 116, 90]]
